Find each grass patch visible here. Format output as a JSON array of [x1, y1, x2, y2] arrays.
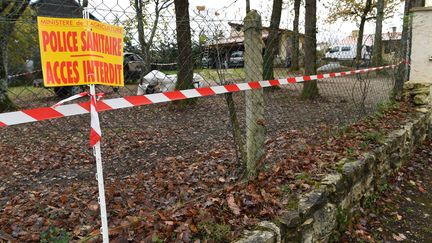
[[197, 221, 231, 242], [363, 130, 384, 143], [40, 227, 71, 243], [286, 197, 299, 210], [295, 172, 311, 181], [8, 86, 53, 99], [374, 100, 400, 118], [363, 193, 379, 209], [280, 184, 292, 194]]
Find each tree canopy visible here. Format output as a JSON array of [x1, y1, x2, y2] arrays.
[[326, 0, 400, 24]]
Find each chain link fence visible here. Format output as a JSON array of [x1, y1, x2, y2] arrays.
[[0, 0, 403, 241]]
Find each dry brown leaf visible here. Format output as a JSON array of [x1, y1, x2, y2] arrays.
[[418, 185, 426, 193], [59, 194, 68, 204], [189, 224, 198, 233], [165, 220, 175, 226], [227, 194, 241, 215], [392, 233, 407, 241]]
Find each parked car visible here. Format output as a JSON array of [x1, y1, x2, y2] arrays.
[[201, 56, 214, 68], [124, 52, 145, 81], [228, 51, 244, 68], [324, 45, 372, 61], [137, 70, 203, 95]]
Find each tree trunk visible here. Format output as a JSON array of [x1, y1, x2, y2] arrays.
[[0, 0, 29, 112], [225, 93, 246, 166], [372, 0, 384, 66], [134, 0, 151, 73], [291, 0, 301, 71], [214, 48, 245, 167], [246, 0, 250, 13], [301, 0, 319, 99], [244, 10, 265, 180], [355, 0, 372, 67], [263, 0, 283, 81], [0, 41, 18, 112], [174, 0, 194, 99]]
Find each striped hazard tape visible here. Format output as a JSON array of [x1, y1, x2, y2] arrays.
[[0, 64, 396, 128], [8, 69, 42, 79]]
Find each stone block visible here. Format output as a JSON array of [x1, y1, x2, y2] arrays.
[[235, 230, 276, 243], [279, 211, 301, 242], [416, 107, 429, 113], [321, 174, 343, 195], [258, 221, 281, 243], [341, 160, 366, 183], [411, 87, 431, 95], [312, 203, 336, 242], [363, 153, 376, 172], [414, 93, 430, 105], [298, 189, 328, 218]]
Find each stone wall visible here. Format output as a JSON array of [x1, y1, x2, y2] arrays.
[[234, 109, 432, 243]]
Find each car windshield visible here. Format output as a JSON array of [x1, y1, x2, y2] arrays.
[[231, 52, 243, 58], [328, 47, 339, 53], [341, 46, 351, 51]]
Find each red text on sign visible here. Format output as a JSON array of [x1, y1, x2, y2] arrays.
[[41, 31, 78, 52], [45, 61, 80, 85]]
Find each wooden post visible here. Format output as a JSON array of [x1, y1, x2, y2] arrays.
[[244, 10, 265, 179]]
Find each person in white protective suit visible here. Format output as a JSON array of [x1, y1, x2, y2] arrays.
[[137, 70, 204, 95]]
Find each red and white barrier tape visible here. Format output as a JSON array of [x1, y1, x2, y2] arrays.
[[0, 63, 397, 128], [8, 69, 42, 79], [50, 91, 104, 147]]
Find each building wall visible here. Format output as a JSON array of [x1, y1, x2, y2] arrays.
[[229, 25, 244, 38], [410, 7, 432, 82], [278, 33, 289, 63]]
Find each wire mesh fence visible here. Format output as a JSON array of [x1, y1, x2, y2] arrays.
[[0, 0, 405, 241]]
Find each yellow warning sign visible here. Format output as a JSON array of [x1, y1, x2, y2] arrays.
[[38, 17, 124, 87]]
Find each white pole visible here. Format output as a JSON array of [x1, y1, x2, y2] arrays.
[[90, 85, 109, 243], [84, 7, 109, 243]]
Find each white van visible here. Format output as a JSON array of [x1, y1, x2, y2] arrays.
[[325, 45, 372, 60]]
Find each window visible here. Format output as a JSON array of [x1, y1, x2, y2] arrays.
[[124, 54, 134, 61], [329, 47, 339, 53], [133, 54, 143, 61], [231, 51, 243, 58], [341, 46, 351, 52]]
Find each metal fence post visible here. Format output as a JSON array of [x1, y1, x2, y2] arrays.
[[244, 10, 265, 179]]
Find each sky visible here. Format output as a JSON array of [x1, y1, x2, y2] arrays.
[[84, 0, 407, 46], [188, 0, 406, 34]]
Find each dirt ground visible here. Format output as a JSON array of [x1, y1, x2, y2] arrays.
[[344, 139, 432, 242], [0, 72, 400, 241]]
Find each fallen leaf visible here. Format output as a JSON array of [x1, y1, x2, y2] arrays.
[[189, 224, 198, 233], [227, 194, 241, 215], [164, 221, 174, 226], [392, 233, 407, 241], [418, 185, 426, 193], [60, 194, 67, 204], [126, 216, 140, 225], [396, 214, 402, 220], [88, 203, 99, 211]]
